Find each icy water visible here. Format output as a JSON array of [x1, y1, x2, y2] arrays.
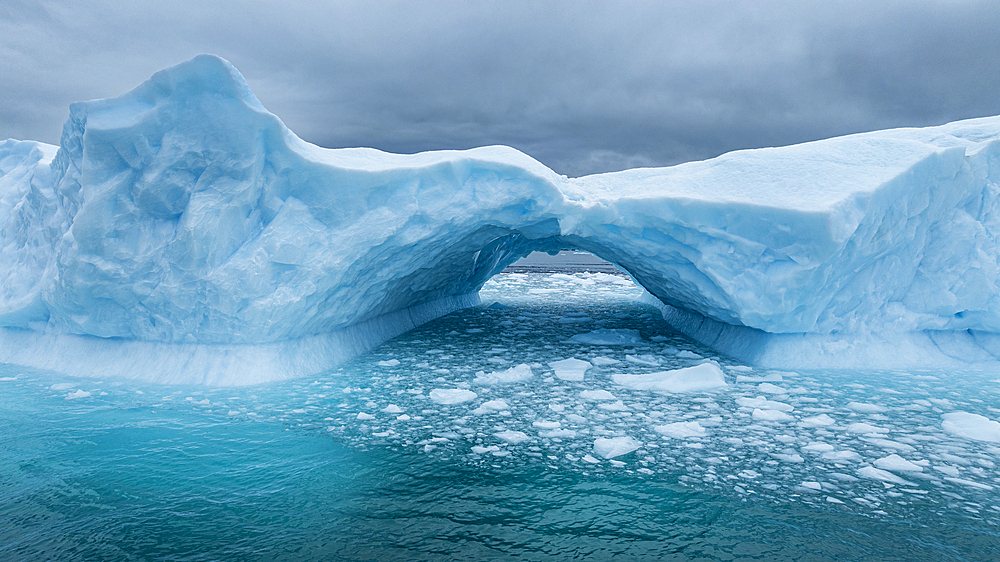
[[2, 272, 999, 560]]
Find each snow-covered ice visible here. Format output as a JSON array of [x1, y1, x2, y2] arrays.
[[941, 412, 1000, 443]]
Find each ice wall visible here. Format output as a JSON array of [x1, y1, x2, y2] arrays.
[[2, 54, 1000, 384]]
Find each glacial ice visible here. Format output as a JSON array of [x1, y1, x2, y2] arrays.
[[3, 53, 1000, 384]]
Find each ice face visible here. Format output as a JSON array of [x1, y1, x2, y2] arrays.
[[3, 54, 1000, 384]]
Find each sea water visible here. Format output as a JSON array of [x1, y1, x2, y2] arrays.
[[1, 272, 998, 560]]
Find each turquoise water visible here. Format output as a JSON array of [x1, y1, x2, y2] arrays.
[[2, 272, 999, 560]]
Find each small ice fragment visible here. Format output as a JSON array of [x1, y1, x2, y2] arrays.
[[801, 481, 823, 491], [591, 356, 620, 366], [429, 389, 478, 405], [676, 350, 702, 359], [540, 428, 577, 438], [599, 400, 629, 411], [356, 412, 375, 420], [533, 420, 561, 429], [582, 454, 600, 464], [565, 413, 587, 424], [944, 477, 994, 491], [736, 397, 793, 411], [757, 383, 786, 394], [803, 442, 835, 453], [847, 402, 885, 414], [472, 399, 510, 415], [580, 389, 618, 401], [845, 422, 889, 434], [65, 389, 90, 400], [549, 358, 592, 381], [396, 414, 411, 421], [941, 412, 1000, 442], [801, 414, 836, 427], [570, 329, 643, 345], [378, 359, 400, 367], [654, 421, 707, 438], [473, 364, 533, 385], [472, 445, 501, 454], [383, 404, 403, 414], [593, 436, 641, 459], [857, 466, 915, 486], [873, 454, 923, 473], [612, 363, 727, 393], [495, 430, 531, 444], [822, 450, 862, 462], [625, 354, 659, 366], [50, 383, 75, 391], [932, 465, 961, 477], [752, 408, 793, 422]]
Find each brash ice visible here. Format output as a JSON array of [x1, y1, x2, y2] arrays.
[[2, 55, 1000, 384]]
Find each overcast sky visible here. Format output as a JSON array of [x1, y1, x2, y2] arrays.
[[2, 0, 998, 176]]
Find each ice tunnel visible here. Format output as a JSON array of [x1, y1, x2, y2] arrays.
[[3, 54, 1000, 385]]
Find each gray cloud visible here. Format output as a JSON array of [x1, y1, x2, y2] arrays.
[[2, 0, 998, 176]]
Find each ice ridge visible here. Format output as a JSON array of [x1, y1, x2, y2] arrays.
[[2, 54, 1000, 384]]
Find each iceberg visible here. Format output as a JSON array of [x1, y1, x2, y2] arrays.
[[3, 54, 1000, 384]]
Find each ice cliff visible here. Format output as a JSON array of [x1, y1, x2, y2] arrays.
[[2, 54, 1000, 384]]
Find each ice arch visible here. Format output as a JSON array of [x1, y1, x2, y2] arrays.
[[3, 54, 1000, 384]]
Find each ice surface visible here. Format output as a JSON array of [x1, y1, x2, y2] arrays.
[[4, 54, 1000, 383], [429, 389, 477, 405]]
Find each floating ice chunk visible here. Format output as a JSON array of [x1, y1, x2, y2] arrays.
[[736, 396, 793, 411], [377, 359, 400, 367], [803, 442, 834, 453], [801, 481, 823, 491], [654, 421, 707, 438], [396, 414, 410, 421], [873, 454, 924, 472], [801, 414, 836, 427], [580, 389, 618, 401], [472, 445, 501, 454], [383, 404, 403, 414], [612, 362, 727, 393], [676, 350, 702, 359], [356, 412, 375, 420], [932, 465, 961, 477], [540, 428, 577, 438], [858, 466, 915, 486], [773, 452, 804, 463], [625, 354, 659, 366], [532, 420, 561, 429], [65, 389, 90, 400], [757, 383, 786, 394], [736, 373, 782, 383], [473, 399, 510, 415], [582, 454, 600, 464], [570, 329, 643, 346], [862, 437, 915, 453], [845, 422, 889, 434], [847, 402, 885, 413], [593, 436, 641, 459], [822, 450, 862, 462], [0, 377, 17, 381], [598, 400, 629, 411], [549, 358, 591, 381], [752, 408, 793, 422], [941, 412, 1000, 442], [494, 430, 530, 444], [429, 388, 478, 405], [944, 477, 994, 491], [473, 364, 533, 385], [565, 413, 587, 424], [51, 383, 75, 391], [590, 356, 620, 366]]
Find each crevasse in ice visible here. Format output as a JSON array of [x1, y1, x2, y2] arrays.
[[2, 54, 1000, 384]]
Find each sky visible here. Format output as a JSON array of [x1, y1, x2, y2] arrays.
[[1, 0, 998, 177]]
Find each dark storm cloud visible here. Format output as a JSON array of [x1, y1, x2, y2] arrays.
[[2, 0, 998, 176]]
